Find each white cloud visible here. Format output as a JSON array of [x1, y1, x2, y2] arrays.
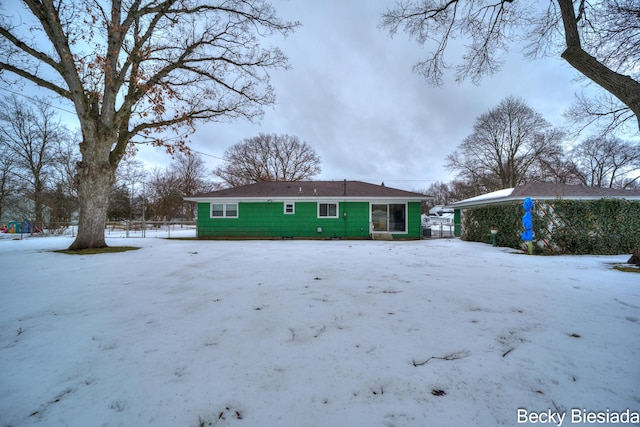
[[187, 0, 584, 190]]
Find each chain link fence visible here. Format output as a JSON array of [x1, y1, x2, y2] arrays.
[[2, 220, 196, 239], [105, 221, 196, 238], [423, 223, 456, 238]]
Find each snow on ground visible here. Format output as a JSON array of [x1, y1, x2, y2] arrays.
[[1, 233, 639, 427]]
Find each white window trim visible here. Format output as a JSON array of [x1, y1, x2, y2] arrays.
[[317, 202, 339, 218], [284, 202, 295, 215], [210, 202, 239, 218]]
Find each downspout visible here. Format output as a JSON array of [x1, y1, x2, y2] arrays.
[[343, 179, 347, 238]]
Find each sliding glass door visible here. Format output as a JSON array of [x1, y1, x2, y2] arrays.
[[371, 203, 406, 232]]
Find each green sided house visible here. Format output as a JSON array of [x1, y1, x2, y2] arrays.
[[184, 180, 429, 239]]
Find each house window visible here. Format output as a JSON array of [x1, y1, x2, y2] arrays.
[[318, 202, 338, 218], [226, 203, 238, 217], [211, 203, 238, 218], [371, 203, 406, 232], [284, 202, 295, 214], [211, 203, 224, 217]]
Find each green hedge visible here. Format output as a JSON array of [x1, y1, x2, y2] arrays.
[[461, 199, 640, 255]]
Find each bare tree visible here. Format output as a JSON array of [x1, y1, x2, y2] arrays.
[[0, 144, 18, 222], [534, 151, 583, 186], [569, 136, 640, 188], [380, 0, 640, 131], [107, 183, 132, 221], [562, 0, 640, 133], [51, 131, 80, 203], [45, 132, 81, 226], [215, 133, 321, 187], [170, 152, 213, 219], [146, 168, 183, 221], [565, 92, 639, 137], [446, 96, 565, 191], [422, 181, 455, 211], [418, 179, 490, 213], [45, 181, 78, 224], [0, 95, 66, 227], [448, 178, 487, 201], [45, 131, 81, 224], [0, 0, 298, 249], [138, 153, 214, 221], [116, 158, 147, 219]]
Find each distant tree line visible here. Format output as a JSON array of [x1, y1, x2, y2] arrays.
[[2, 94, 636, 227], [107, 153, 217, 222], [420, 96, 640, 211], [0, 96, 217, 224], [0, 95, 78, 227], [0, 96, 321, 225]]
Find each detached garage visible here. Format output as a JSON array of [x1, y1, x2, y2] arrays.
[[447, 182, 640, 254]]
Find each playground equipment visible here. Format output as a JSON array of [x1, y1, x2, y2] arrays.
[[2, 220, 41, 234]]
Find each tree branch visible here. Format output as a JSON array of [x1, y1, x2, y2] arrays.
[[412, 350, 469, 366], [0, 62, 71, 99], [557, 0, 640, 129]]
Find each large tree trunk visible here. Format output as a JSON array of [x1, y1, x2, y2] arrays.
[[628, 245, 640, 267], [557, 0, 640, 129], [69, 171, 114, 250], [68, 135, 117, 251], [34, 177, 45, 228]]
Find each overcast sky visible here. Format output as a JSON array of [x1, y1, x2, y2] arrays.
[[4, 0, 589, 192], [150, 0, 583, 192]]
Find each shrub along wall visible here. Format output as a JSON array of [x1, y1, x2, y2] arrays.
[[461, 199, 640, 255]]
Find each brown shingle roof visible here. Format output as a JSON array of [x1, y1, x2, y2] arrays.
[[447, 182, 640, 209], [188, 180, 428, 199]]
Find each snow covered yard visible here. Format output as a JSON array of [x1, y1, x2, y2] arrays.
[[1, 236, 638, 427]]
